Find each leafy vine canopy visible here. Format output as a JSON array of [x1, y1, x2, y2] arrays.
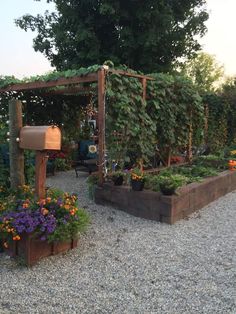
[[0, 65, 204, 166]]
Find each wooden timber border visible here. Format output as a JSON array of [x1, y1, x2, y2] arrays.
[[95, 170, 236, 224]]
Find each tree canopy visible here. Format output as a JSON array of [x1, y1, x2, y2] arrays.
[[16, 0, 208, 73], [181, 52, 224, 93]]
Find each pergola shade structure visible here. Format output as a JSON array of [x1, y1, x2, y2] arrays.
[[0, 67, 154, 184]]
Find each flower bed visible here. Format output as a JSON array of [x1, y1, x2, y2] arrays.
[[95, 169, 236, 224], [0, 185, 89, 266]]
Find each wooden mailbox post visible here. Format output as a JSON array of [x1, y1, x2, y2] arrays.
[[19, 126, 61, 199]]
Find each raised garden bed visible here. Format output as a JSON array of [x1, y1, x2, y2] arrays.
[[4, 234, 78, 266], [95, 170, 236, 224]]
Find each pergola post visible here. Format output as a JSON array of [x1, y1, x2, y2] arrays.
[[142, 78, 147, 101], [97, 68, 106, 185], [9, 99, 25, 189], [140, 78, 147, 171], [35, 151, 48, 199]]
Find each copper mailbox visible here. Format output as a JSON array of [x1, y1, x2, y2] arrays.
[[19, 126, 61, 150]]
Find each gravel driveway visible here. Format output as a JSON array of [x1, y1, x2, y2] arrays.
[[0, 170, 236, 314]]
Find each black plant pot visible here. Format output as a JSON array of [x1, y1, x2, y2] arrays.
[[131, 179, 144, 191], [159, 184, 176, 195], [112, 176, 124, 186]]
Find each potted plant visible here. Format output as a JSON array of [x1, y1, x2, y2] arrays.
[[130, 167, 144, 191], [158, 174, 187, 195], [111, 171, 125, 186], [0, 185, 90, 266]]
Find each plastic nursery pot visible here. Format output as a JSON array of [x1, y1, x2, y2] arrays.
[[112, 176, 124, 186], [159, 184, 176, 196], [131, 179, 144, 191]]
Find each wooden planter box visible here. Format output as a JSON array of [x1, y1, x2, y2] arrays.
[[95, 170, 236, 224], [4, 233, 78, 266]]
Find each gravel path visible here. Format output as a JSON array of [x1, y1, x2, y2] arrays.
[[0, 170, 236, 314]]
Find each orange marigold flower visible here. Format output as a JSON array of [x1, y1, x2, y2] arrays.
[[46, 197, 52, 202], [64, 205, 70, 210], [41, 208, 49, 216], [70, 210, 75, 216], [40, 199, 46, 206]]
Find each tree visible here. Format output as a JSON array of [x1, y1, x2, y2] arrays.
[[16, 0, 208, 73], [181, 52, 224, 93]]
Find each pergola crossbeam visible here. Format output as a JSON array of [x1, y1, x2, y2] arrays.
[[40, 86, 96, 96], [0, 73, 98, 92], [108, 69, 155, 81]]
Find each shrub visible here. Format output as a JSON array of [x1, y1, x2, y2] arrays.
[[158, 174, 188, 195]]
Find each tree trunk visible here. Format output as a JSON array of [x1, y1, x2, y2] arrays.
[[9, 99, 25, 189]]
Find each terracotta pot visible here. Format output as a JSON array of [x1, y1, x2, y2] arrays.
[[4, 233, 78, 266], [131, 179, 144, 191]]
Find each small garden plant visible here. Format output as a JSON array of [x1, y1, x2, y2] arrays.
[[130, 167, 144, 182]]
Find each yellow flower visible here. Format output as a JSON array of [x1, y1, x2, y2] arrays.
[[230, 150, 236, 155]]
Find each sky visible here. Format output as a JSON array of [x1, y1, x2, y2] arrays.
[[0, 0, 236, 78]]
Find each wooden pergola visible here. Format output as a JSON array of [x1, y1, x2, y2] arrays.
[[0, 67, 154, 186]]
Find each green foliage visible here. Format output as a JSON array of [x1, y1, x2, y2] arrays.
[[47, 187, 64, 199], [111, 171, 126, 180], [158, 174, 188, 195], [0, 161, 10, 190], [147, 73, 204, 154], [130, 167, 144, 181], [194, 154, 228, 170], [0, 76, 21, 89], [0, 65, 204, 167], [181, 52, 224, 93], [54, 158, 71, 171], [47, 208, 90, 243], [144, 160, 221, 192], [106, 71, 156, 165], [16, 0, 208, 73], [203, 93, 229, 152], [221, 78, 236, 144], [189, 165, 218, 177], [143, 175, 160, 192]]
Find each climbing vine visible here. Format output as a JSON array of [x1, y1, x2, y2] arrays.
[[0, 65, 206, 168]]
